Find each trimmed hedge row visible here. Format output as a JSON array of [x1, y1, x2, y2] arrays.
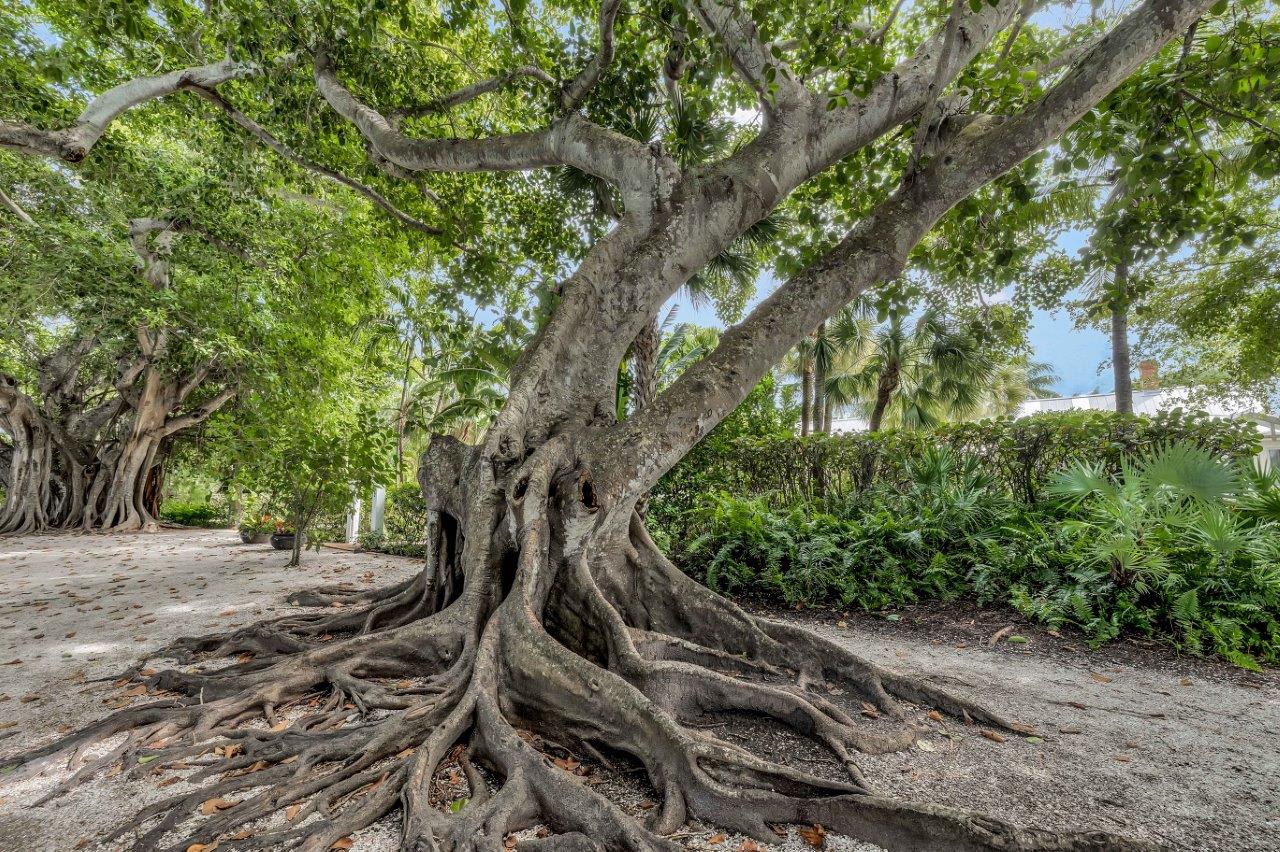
[[649, 409, 1261, 530]]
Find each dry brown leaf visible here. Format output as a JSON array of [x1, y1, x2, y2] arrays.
[[981, 730, 1005, 743], [199, 797, 238, 815], [707, 833, 727, 845], [926, 710, 943, 722], [738, 841, 765, 852], [157, 776, 181, 788], [553, 756, 580, 772], [19, 694, 39, 704], [285, 804, 302, 822], [503, 837, 518, 850], [330, 839, 354, 850], [186, 843, 219, 852], [1089, 672, 1113, 684], [798, 823, 827, 848]]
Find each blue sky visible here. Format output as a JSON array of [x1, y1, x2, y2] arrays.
[[664, 224, 1114, 399]]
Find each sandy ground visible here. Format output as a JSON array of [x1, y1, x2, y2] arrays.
[[0, 530, 1277, 851]]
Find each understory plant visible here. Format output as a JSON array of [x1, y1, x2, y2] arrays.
[[673, 443, 1280, 667], [1035, 444, 1280, 667]]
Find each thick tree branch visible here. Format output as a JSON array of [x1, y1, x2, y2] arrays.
[[187, 86, 443, 236], [559, 0, 623, 111], [603, 0, 1218, 494], [690, 0, 803, 107], [0, 58, 257, 162], [162, 386, 236, 437], [314, 49, 667, 205]]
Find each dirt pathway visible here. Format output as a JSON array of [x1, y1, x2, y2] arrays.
[[1, 531, 1276, 851]]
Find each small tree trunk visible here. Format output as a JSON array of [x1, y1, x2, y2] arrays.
[[395, 336, 415, 484], [823, 394, 834, 434], [1110, 260, 1133, 416], [800, 360, 813, 437], [868, 370, 898, 432], [812, 323, 827, 434]]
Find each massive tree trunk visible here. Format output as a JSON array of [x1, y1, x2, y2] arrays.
[[0, 220, 237, 535], [2, 0, 1209, 847], [0, 377, 59, 534], [1110, 260, 1134, 416]]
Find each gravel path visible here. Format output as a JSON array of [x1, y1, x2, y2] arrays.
[[1, 530, 1276, 851]]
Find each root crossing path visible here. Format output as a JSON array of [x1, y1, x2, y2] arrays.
[[1, 530, 1275, 852]]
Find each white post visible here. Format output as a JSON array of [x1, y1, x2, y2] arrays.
[[371, 486, 386, 535], [346, 492, 363, 544]]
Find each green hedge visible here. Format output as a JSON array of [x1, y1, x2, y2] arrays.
[[650, 410, 1260, 533], [159, 500, 229, 527]]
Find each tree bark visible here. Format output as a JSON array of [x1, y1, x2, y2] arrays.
[[800, 357, 814, 437], [630, 315, 660, 414], [868, 369, 899, 433], [1110, 260, 1134, 416]]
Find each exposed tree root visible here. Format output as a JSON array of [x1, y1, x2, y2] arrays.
[[2, 439, 1156, 852]]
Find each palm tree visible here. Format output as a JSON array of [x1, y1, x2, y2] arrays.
[[972, 355, 1059, 419], [824, 307, 994, 431]]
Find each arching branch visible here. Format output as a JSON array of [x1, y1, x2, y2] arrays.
[[313, 48, 667, 207], [162, 386, 236, 437], [559, 0, 623, 111], [186, 86, 443, 236], [603, 0, 1218, 495], [690, 0, 804, 107], [0, 58, 258, 162]]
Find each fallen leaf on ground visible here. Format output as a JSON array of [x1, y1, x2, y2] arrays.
[[926, 710, 943, 722], [285, 804, 301, 821], [553, 756, 580, 772], [199, 797, 238, 815], [330, 840, 353, 850], [798, 823, 827, 849], [981, 730, 1005, 743], [186, 843, 218, 852], [1089, 672, 1113, 684], [988, 625, 1014, 646], [707, 833, 726, 845]]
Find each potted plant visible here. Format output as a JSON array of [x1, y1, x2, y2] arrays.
[[237, 514, 275, 544], [269, 519, 302, 551]]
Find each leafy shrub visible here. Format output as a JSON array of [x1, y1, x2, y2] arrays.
[[161, 500, 228, 527], [384, 482, 430, 545], [663, 441, 1280, 667], [1028, 444, 1280, 667], [651, 409, 1260, 550]]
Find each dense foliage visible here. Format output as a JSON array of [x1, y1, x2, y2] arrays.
[[651, 408, 1261, 524], [663, 442, 1279, 667]]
